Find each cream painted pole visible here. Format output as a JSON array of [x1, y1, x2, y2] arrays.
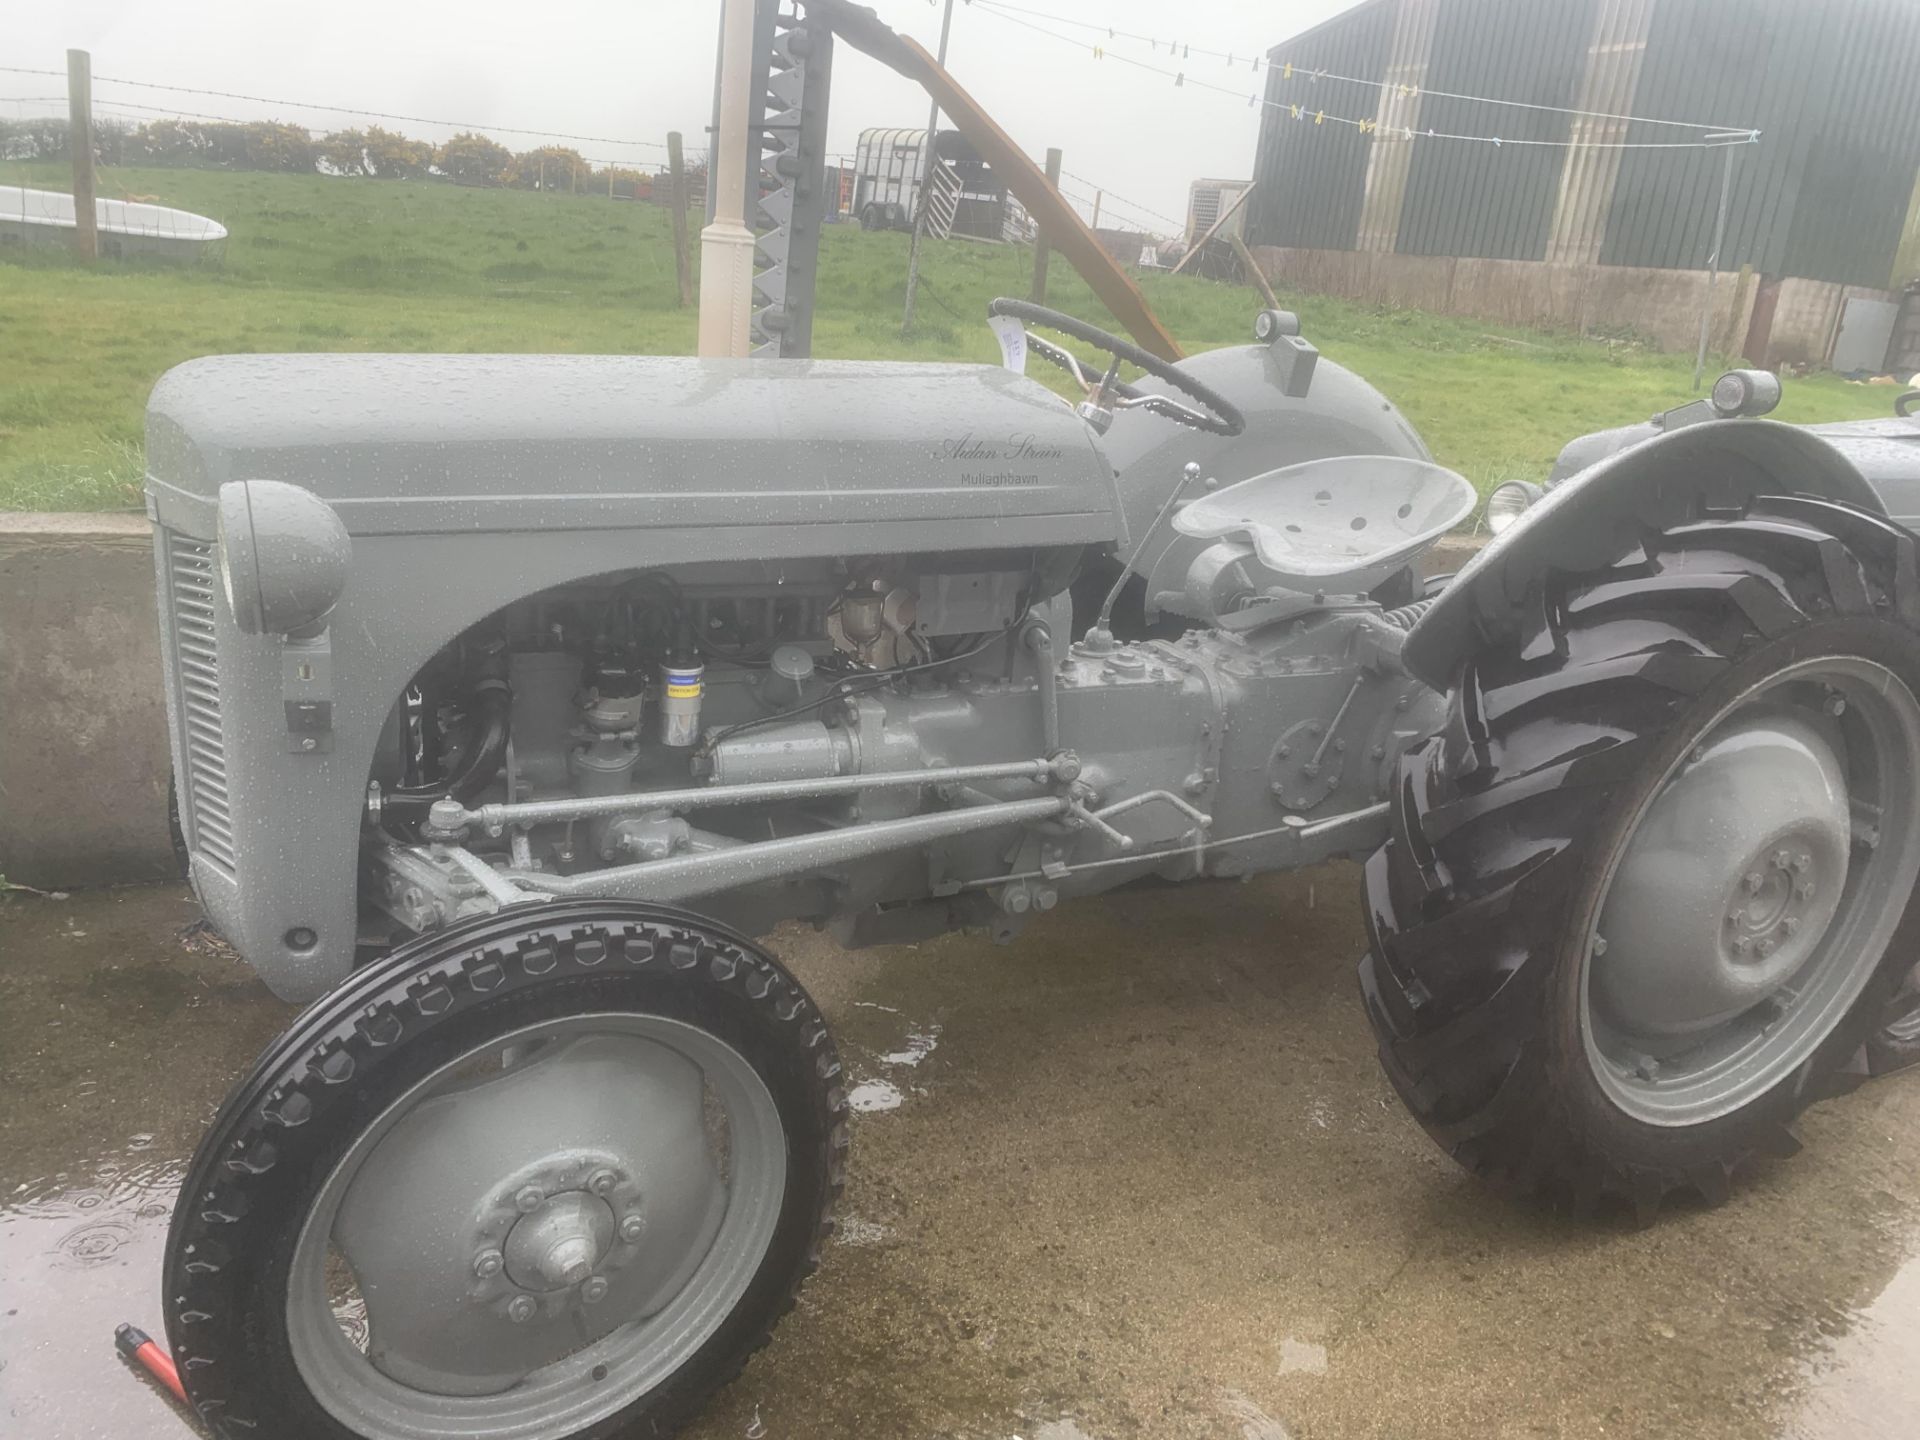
[[699, 0, 758, 357]]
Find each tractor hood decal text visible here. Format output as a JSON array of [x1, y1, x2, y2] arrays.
[[935, 432, 1065, 463], [935, 432, 1060, 487]]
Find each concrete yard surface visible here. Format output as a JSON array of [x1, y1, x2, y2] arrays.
[[1, 873, 1916, 1439]]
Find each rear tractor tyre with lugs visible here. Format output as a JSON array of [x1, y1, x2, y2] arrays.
[[1363, 494, 1920, 1222]]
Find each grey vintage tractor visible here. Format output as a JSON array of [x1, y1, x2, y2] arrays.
[[152, 303, 1920, 1439]]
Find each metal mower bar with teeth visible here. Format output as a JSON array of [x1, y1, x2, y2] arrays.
[[143, 293, 1920, 1437]]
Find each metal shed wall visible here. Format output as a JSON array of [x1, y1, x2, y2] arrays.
[[1773, 1, 1920, 286], [1253, 0, 1920, 288], [1394, 0, 1591, 261], [1600, 0, 1920, 285], [1247, 0, 1398, 252]]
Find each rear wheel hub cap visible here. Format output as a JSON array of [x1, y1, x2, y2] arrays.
[[1595, 715, 1849, 1041]]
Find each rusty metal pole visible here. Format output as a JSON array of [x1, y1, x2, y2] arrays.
[[807, 0, 1182, 359], [67, 49, 97, 261], [1029, 147, 1062, 304], [900, 0, 956, 338], [668, 132, 694, 308]]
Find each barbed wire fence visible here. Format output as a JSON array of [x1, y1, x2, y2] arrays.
[[0, 61, 713, 208], [0, 56, 1186, 255]]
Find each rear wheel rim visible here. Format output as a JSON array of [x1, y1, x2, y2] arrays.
[[1582, 655, 1920, 1127], [286, 1012, 786, 1440]]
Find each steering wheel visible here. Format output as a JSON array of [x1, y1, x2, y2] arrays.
[[987, 297, 1245, 437]]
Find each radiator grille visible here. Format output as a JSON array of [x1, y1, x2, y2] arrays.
[[168, 533, 236, 872]]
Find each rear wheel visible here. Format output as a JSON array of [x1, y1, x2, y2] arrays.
[[1363, 495, 1920, 1219], [165, 903, 846, 1438]]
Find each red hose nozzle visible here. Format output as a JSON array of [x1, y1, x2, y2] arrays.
[[115, 1321, 189, 1407]]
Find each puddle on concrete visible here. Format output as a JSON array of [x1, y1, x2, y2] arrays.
[[0, 1143, 200, 1438], [832, 1216, 896, 1248], [1274, 1336, 1328, 1377], [1024, 1420, 1100, 1440], [4, 880, 1919, 1440], [878, 1023, 941, 1069], [846, 1077, 905, 1113], [842, 1009, 940, 1115], [0, 885, 288, 1440], [1779, 1252, 1920, 1439]]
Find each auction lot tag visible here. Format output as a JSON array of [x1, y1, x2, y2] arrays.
[[988, 313, 1028, 374]]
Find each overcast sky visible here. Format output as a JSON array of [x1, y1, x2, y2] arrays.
[[14, 0, 1358, 232]]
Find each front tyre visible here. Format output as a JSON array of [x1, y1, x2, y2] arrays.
[[1363, 495, 1920, 1220], [165, 903, 847, 1439]]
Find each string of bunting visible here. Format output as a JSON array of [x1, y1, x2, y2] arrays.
[[968, 1, 1760, 149]]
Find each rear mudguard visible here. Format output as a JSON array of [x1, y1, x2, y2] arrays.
[[1402, 420, 1889, 691]]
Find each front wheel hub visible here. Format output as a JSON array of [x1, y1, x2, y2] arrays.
[[1594, 715, 1849, 1040], [306, 1017, 786, 1417], [504, 1190, 616, 1292]]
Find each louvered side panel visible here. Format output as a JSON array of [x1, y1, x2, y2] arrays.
[[167, 533, 236, 873]]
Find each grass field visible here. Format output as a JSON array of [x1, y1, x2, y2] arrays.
[[0, 162, 1899, 513]]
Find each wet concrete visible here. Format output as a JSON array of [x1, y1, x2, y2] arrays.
[[2, 876, 1917, 1439]]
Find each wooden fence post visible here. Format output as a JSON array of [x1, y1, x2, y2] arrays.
[[668, 132, 693, 308], [67, 49, 97, 261], [1028, 146, 1062, 305]]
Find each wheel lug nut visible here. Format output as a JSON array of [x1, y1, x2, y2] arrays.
[[1744, 872, 1764, 893], [1783, 917, 1800, 936], [1733, 936, 1753, 956], [1756, 938, 1776, 958], [473, 1249, 504, 1279], [588, 1169, 617, 1197], [619, 1214, 646, 1243], [514, 1185, 544, 1214], [1826, 693, 1848, 717], [1791, 853, 1811, 873], [1772, 849, 1791, 869], [507, 1295, 537, 1324], [581, 1276, 610, 1305]]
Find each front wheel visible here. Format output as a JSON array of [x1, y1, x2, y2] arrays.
[[1364, 495, 1920, 1220], [165, 903, 847, 1439]]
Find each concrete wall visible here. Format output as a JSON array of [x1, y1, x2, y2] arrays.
[[1761, 277, 1906, 369], [0, 514, 175, 889], [1248, 244, 1898, 362]]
